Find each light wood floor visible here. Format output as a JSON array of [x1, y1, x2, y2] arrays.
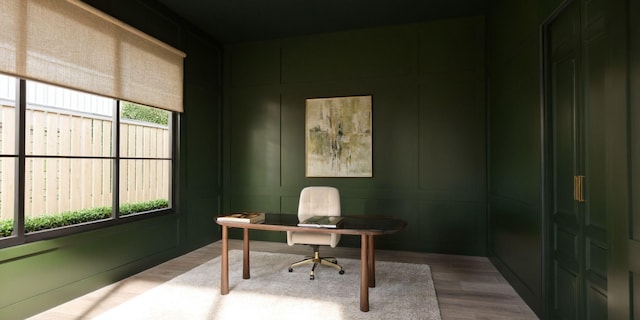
[[30, 239, 539, 320]]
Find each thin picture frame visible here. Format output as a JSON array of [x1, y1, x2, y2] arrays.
[[305, 95, 372, 177]]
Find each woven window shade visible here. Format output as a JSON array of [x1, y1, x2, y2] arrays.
[[0, 0, 185, 112]]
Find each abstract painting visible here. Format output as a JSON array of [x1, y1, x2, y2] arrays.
[[306, 95, 372, 177]]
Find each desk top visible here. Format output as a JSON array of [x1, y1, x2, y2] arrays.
[[216, 213, 406, 236]]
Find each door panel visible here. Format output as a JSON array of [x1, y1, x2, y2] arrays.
[[586, 284, 607, 320], [632, 229, 640, 319], [632, 242, 640, 317], [549, 3, 581, 319], [582, 3, 608, 319], [632, 239, 640, 319], [635, 273, 640, 319], [634, 235, 640, 319], [547, 0, 609, 318], [556, 264, 578, 319]]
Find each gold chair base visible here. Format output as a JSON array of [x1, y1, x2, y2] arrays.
[[288, 246, 344, 280]]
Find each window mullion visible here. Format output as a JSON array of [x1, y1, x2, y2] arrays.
[[14, 79, 26, 239], [113, 100, 120, 219]]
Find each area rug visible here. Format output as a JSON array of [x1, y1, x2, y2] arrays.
[[94, 250, 441, 320]]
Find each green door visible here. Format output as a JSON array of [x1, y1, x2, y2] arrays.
[[547, 0, 608, 319]]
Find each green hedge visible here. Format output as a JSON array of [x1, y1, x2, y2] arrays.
[[0, 199, 169, 237]]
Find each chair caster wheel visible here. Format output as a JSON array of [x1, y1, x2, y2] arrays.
[[310, 275, 315, 280], [339, 270, 345, 275], [288, 268, 293, 272]]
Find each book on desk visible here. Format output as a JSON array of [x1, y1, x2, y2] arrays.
[[297, 216, 344, 228], [217, 212, 265, 224]]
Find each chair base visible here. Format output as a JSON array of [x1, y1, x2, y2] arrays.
[[288, 245, 344, 280]]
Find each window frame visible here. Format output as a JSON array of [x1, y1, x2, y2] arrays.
[[0, 77, 177, 248]]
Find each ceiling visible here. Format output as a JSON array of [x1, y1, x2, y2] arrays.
[[156, 0, 489, 44]]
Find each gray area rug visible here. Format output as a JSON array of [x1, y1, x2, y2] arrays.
[[95, 250, 441, 320]]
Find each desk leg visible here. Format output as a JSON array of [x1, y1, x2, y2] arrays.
[[368, 235, 375, 288], [221, 225, 229, 295], [243, 228, 250, 279], [360, 234, 369, 312]]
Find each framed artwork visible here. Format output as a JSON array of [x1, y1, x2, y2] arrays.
[[305, 95, 372, 177]]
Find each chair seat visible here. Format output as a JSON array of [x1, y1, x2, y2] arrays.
[[290, 232, 335, 247]]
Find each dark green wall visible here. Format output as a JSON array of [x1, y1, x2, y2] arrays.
[[486, 0, 561, 317], [222, 17, 487, 255], [0, 1, 222, 319]]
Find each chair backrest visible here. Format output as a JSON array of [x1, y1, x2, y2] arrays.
[[297, 186, 341, 222]]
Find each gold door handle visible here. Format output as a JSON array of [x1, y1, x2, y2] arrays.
[[573, 175, 585, 203]]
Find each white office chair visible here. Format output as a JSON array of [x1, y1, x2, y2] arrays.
[[287, 186, 345, 280]]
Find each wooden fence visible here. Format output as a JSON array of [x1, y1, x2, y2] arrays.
[[0, 105, 169, 220]]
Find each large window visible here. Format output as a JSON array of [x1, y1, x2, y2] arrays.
[[0, 74, 173, 244]]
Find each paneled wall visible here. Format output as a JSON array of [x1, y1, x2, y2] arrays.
[[486, 0, 561, 316], [223, 16, 487, 255], [486, 0, 546, 315]]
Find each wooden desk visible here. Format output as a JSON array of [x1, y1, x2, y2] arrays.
[[215, 213, 407, 312]]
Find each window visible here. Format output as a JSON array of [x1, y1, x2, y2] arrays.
[[0, 74, 173, 244], [119, 102, 171, 216]]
